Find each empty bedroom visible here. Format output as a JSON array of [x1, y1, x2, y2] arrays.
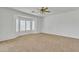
[[0, 7, 79, 52]]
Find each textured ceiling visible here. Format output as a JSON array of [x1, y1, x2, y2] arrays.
[[11, 7, 79, 17]]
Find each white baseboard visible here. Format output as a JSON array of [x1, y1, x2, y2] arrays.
[[0, 34, 18, 41], [1, 32, 78, 42], [42, 32, 79, 39], [0, 32, 40, 41]]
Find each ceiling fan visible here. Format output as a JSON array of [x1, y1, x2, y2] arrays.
[[32, 7, 51, 15]]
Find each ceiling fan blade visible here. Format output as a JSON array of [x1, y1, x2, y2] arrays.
[[42, 7, 45, 9], [45, 11, 50, 12], [45, 7, 48, 10]]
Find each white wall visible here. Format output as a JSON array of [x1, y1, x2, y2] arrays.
[[0, 7, 43, 41], [1, 7, 79, 41], [42, 10, 79, 39]]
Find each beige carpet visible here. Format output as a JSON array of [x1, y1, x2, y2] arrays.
[[0, 33, 79, 52]]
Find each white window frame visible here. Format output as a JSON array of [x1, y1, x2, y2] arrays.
[[16, 16, 35, 33]]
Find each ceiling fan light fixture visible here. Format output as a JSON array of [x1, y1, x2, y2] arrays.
[[32, 7, 51, 15]]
